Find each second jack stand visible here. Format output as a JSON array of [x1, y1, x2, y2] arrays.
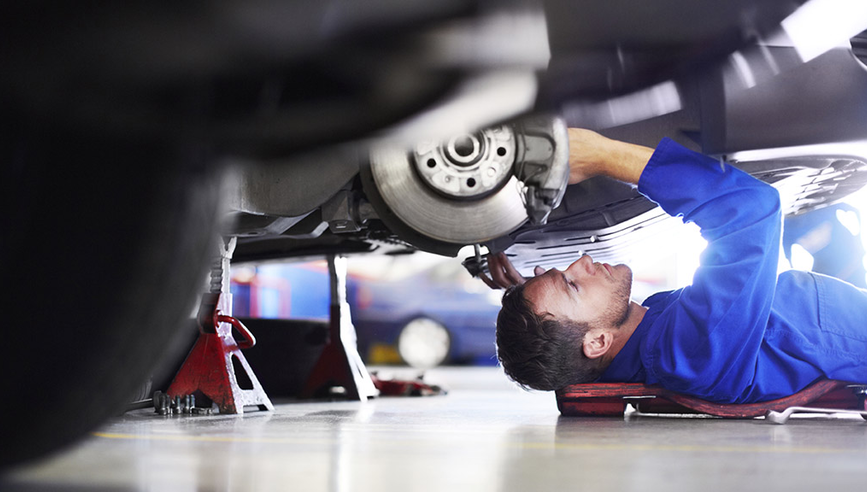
[[300, 255, 378, 400], [167, 238, 274, 414]]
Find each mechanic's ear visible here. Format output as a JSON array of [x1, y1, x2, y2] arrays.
[[582, 329, 612, 360], [534, 266, 545, 277]]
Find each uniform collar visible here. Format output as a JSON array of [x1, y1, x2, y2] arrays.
[[595, 291, 672, 382]]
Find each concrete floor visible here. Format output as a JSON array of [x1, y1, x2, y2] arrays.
[[3, 367, 866, 492]]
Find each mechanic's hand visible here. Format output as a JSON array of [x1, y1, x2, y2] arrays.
[[478, 252, 545, 290]]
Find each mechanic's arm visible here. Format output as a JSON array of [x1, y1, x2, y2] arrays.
[[637, 139, 782, 402], [565, 128, 654, 185], [480, 129, 654, 289]]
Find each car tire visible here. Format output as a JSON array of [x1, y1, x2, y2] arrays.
[[397, 318, 451, 369], [0, 119, 224, 468]]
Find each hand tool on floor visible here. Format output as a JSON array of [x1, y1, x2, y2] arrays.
[[370, 373, 447, 397], [765, 406, 867, 424]]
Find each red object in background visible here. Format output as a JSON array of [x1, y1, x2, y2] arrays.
[[298, 290, 378, 400], [557, 380, 866, 418], [167, 293, 274, 414], [371, 374, 447, 397], [299, 256, 378, 400]]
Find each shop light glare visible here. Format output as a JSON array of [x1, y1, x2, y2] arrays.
[[782, 0, 867, 62]]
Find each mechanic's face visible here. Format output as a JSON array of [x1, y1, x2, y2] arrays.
[[523, 255, 633, 328]]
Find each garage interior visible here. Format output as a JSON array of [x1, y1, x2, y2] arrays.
[[4, 2, 867, 490]]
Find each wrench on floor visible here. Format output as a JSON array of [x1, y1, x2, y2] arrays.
[[765, 406, 867, 424]]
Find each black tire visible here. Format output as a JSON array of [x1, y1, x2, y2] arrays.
[[0, 115, 224, 467]]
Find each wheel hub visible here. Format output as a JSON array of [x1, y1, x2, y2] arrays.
[[369, 133, 527, 245], [367, 116, 569, 246], [413, 127, 515, 200]]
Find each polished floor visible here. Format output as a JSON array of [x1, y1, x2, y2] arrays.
[[3, 367, 867, 492]]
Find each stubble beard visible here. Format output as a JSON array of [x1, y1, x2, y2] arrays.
[[602, 265, 633, 328]]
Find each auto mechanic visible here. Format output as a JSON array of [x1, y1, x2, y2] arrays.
[[482, 129, 867, 403]]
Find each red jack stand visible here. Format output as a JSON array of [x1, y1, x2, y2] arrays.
[[300, 255, 378, 400], [167, 238, 274, 414]]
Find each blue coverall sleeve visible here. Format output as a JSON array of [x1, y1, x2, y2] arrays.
[[637, 138, 782, 402]]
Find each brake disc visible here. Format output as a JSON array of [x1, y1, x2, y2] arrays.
[[367, 117, 569, 245]]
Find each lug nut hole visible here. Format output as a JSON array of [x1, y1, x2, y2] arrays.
[[467, 178, 476, 188], [497, 147, 507, 156], [427, 158, 436, 168]]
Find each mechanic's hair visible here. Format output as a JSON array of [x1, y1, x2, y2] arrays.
[[496, 284, 605, 391]]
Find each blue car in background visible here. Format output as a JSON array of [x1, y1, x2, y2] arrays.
[[232, 262, 331, 321], [231, 256, 503, 368], [349, 258, 502, 368]]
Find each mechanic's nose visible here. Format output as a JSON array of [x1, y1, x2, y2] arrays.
[[580, 255, 596, 274], [568, 255, 594, 276]]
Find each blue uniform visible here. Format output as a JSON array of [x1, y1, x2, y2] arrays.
[[598, 138, 867, 403]]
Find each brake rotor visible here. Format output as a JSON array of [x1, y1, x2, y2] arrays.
[[368, 125, 529, 244]]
